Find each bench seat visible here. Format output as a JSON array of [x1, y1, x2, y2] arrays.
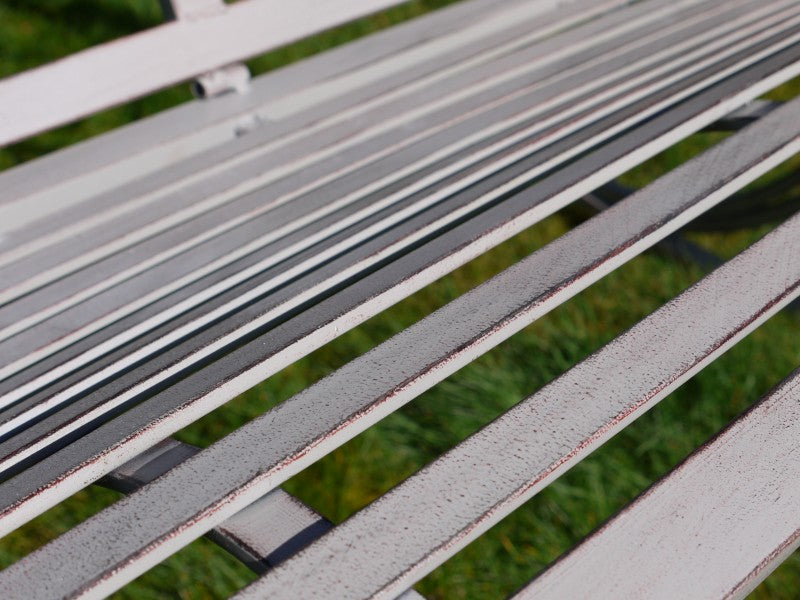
[[0, 0, 799, 597]]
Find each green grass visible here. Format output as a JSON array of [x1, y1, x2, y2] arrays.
[[1, 2, 800, 598]]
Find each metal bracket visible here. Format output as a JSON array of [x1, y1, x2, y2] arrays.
[[159, 0, 224, 22], [191, 63, 251, 98], [159, 0, 252, 99]]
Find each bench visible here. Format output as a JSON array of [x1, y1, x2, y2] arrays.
[[0, 0, 800, 596]]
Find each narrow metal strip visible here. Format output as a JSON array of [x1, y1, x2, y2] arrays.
[[2, 34, 798, 501], [236, 217, 800, 599], [100, 439, 334, 573], [0, 0, 515, 216], [0, 0, 436, 146], [0, 0, 742, 337], [101, 437, 421, 600], [0, 0, 743, 339]]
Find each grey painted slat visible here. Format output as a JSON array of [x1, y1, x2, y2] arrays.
[[3, 84, 800, 599], [705, 98, 783, 131], [0, 0, 714, 304], [0, 0, 770, 417], [1, 31, 797, 487], [514, 368, 800, 600], [236, 209, 800, 600]]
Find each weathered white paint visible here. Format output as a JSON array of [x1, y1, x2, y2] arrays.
[[515, 369, 800, 600]]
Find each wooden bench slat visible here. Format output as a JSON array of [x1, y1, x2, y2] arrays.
[[514, 369, 800, 600], [1, 24, 797, 497], [0, 0, 789, 432], [2, 90, 799, 597], [235, 207, 800, 600]]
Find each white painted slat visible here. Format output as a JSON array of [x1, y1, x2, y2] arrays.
[[0, 0, 754, 289], [3, 90, 800, 599], [236, 208, 800, 600], [0, 0, 584, 234], [0, 0, 632, 149], [514, 368, 800, 600], [102, 439, 335, 572], [2, 1, 799, 598], [0, 0, 781, 394], [0, 0, 718, 303]]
